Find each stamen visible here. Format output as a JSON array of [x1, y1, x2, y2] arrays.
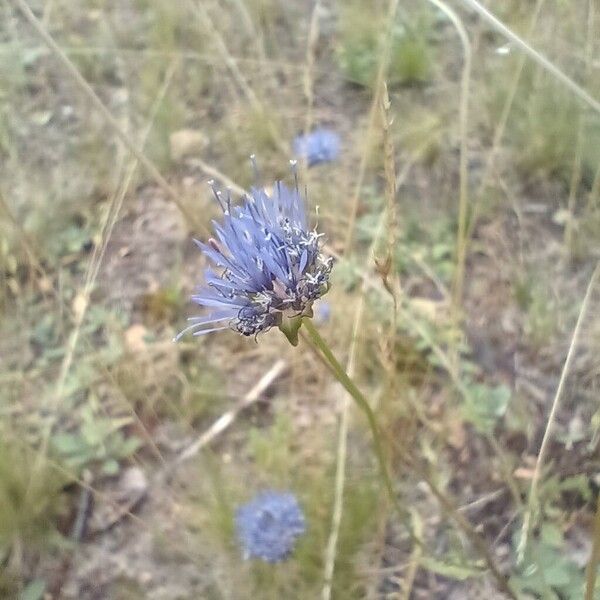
[[250, 154, 260, 185], [208, 180, 227, 213], [225, 187, 232, 214], [289, 159, 299, 192]]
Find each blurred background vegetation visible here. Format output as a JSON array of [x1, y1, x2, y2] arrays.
[[1, 0, 600, 598]]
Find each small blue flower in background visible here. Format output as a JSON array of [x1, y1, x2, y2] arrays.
[[314, 301, 331, 325], [293, 128, 340, 167], [235, 491, 306, 562], [175, 168, 333, 344]]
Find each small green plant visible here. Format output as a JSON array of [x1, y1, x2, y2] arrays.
[[51, 401, 142, 476], [511, 525, 588, 599], [0, 434, 67, 598], [490, 63, 600, 183], [337, 2, 432, 88], [460, 381, 511, 434], [513, 271, 570, 349], [398, 215, 457, 283]]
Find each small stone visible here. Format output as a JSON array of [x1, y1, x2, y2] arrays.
[[169, 129, 208, 162], [125, 324, 148, 353], [120, 466, 148, 498]]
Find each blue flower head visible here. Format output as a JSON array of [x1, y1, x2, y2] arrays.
[[176, 163, 333, 345], [293, 128, 340, 167], [235, 491, 306, 563]]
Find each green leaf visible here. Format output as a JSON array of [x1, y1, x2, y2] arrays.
[[102, 459, 120, 476], [52, 433, 85, 455], [512, 538, 585, 599], [540, 523, 563, 548], [461, 383, 511, 433], [117, 436, 143, 458], [20, 579, 45, 600], [419, 557, 484, 581], [278, 314, 304, 346], [81, 420, 111, 446]]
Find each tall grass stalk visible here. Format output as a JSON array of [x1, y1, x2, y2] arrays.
[[230, 0, 279, 95], [400, 510, 423, 600], [588, 163, 600, 210], [424, 0, 471, 358], [381, 82, 399, 304], [477, 0, 545, 192], [302, 0, 322, 157], [564, 0, 594, 257], [320, 311, 357, 600], [343, 0, 400, 252]]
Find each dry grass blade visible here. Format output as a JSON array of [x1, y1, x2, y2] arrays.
[[192, 159, 247, 197], [378, 79, 400, 400], [303, 2, 321, 129], [301, 0, 322, 176], [563, 0, 594, 257], [400, 510, 423, 600], [518, 262, 600, 563], [424, 0, 471, 349], [457, 0, 600, 115]]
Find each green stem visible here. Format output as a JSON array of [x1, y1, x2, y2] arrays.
[[302, 318, 405, 520], [302, 318, 518, 599]]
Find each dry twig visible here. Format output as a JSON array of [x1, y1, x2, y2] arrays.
[[176, 359, 287, 464]]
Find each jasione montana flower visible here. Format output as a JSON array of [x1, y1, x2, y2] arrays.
[[175, 167, 333, 345], [293, 127, 340, 167], [235, 490, 306, 563]]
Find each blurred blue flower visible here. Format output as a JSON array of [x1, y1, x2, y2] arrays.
[[314, 301, 331, 324], [293, 128, 340, 166], [235, 491, 306, 562], [175, 174, 332, 342]]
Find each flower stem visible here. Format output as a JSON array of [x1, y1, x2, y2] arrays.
[[302, 318, 517, 599], [301, 318, 405, 520]]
